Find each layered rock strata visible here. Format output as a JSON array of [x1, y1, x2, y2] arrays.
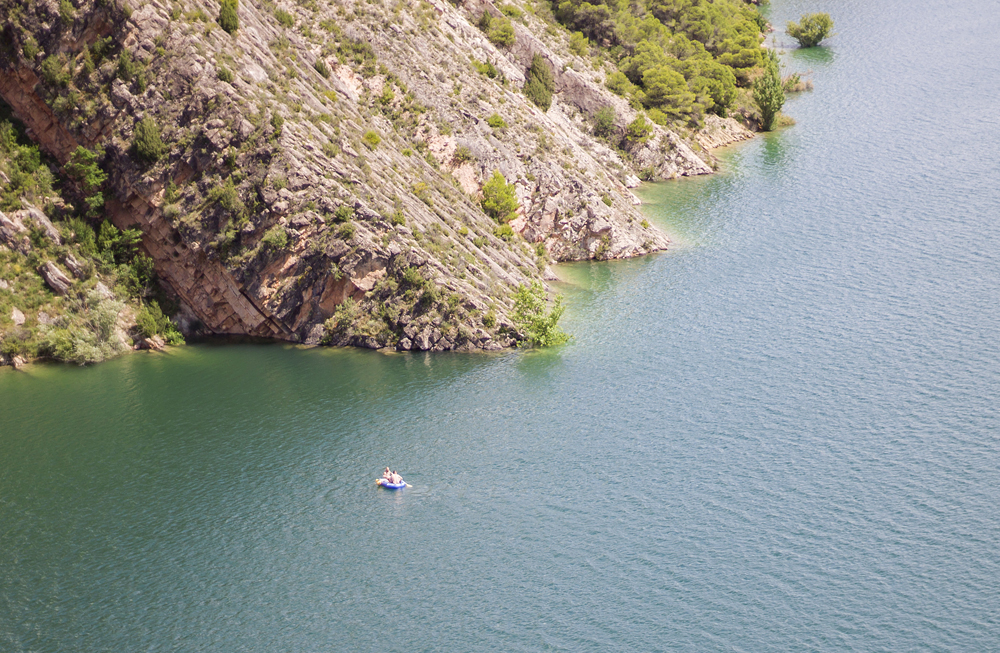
[[0, 0, 737, 351]]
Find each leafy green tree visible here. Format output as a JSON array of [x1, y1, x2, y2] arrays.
[[787, 13, 833, 48], [65, 146, 107, 216], [218, 0, 239, 34], [569, 31, 589, 56], [605, 70, 636, 97], [554, 1, 618, 44], [511, 281, 569, 347], [753, 50, 784, 131], [481, 170, 519, 223], [523, 54, 555, 111], [642, 66, 695, 119]]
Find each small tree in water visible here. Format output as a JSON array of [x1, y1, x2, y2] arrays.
[[511, 281, 570, 347], [753, 50, 784, 131], [787, 13, 833, 48]]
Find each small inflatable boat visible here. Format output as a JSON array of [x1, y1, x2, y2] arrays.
[[376, 478, 408, 489]]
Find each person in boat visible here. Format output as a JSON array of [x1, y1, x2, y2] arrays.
[[383, 466, 392, 480], [391, 470, 403, 484]]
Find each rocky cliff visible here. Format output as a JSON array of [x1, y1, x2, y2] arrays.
[[0, 0, 754, 354]]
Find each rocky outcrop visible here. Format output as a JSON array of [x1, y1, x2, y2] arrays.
[[697, 115, 756, 150], [0, 0, 747, 352], [38, 261, 73, 295]]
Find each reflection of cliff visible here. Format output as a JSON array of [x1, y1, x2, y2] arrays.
[[0, 0, 746, 351]]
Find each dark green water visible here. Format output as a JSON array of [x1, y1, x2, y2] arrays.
[[3, 1, 1000, 650]]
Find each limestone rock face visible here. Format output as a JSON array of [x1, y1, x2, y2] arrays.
[[0, 0, 748, 351], [696, 115, 756, 150]]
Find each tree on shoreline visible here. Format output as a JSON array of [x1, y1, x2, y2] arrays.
[[753, 50, 784, 131]]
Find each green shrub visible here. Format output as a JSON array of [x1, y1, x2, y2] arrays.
[[274, 8, 295, 27], [500, 4, 522, 19], [601, 194, 612, 206], [217, 66, 234, 83], [66, 146, 107, 216], [218, 0, 239, 34], [593, 106, 616, 138], [314, 58, 330, 78], [569, 31, 588, 56], [41, 55, 69, 86], [624, 114, 653, 145], [136, 300, 182, 343], [22, 37, 38, 60], [524, 54, 555, 111], [59, 0, 75, 23], [452, 145, 474, 165], [133, 115, 165, 163], [753, 50, 785, 131], [605, 71, 634, 97], [362, 130, 381, 149], [336, 222, 356, 241], [471, 58, 499, 79], [207, 177, 244, 215], [787, 13, 833, 48], [511, 281, 569, 347], [492, 224, 515, 241], [331, 205, 354, 223], [116, 50, 139, 82], [481, 170, 518, 223], [486, 113, 507, 129], [480, 11, 516, 47], [271, 113, 284, 138], [261, 225, 288, 250], [390, 210, 405, 226]]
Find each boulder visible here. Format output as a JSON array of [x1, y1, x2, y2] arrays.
[[38, 261, 73, 295], [17, 202, 62, 245], [62, 253, 87, 279], [0, 210, 28, 253], [11, 307, 25, 325], [134, 334, 165, 350]]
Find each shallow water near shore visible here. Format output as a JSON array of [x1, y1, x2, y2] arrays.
[[3, 0, 1000, 650]]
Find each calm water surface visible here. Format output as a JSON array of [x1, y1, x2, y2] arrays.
[[3, 1, 1000, 650]]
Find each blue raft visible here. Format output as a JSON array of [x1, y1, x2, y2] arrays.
[[376, 478, 407, 489]]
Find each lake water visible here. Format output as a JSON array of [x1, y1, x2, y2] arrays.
[[3, 0, 1000, 650]]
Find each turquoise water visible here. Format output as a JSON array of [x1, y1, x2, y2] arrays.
[[3, 1, 1000, 650]]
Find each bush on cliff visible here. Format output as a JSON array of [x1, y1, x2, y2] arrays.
[[481, 170, 518, 223], [479, 11, 516, 47], [787, 13, 833, 48], [133, 116, 165, 163], [218, 0, 239, 35], [511, 281, 569, 347], [523, 54, 555, 111]]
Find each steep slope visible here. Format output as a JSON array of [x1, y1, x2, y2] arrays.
[[0, 0, 755, 356]]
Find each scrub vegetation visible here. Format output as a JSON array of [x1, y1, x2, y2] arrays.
[[0, 104, 181, 366]]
